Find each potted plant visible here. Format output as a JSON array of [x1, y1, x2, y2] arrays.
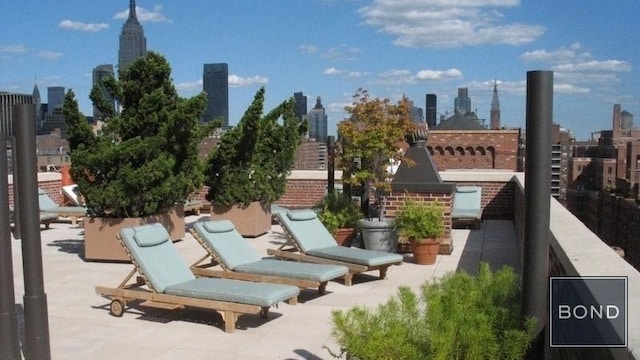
[[338, 88, 414, 252], [63, 52, 214, 261], [328, 263, 536, 359], [315, 190, 362, 246], [393, 199, 444, 264], [204, 87, 305, 237]]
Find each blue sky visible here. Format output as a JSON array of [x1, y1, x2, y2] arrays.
[[1, 0, 638, 140]]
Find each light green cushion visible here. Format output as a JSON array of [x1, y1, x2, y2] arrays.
[[308, 246, 403, 267], [119, 224, 195, 293], [193, 221, 262, 269], [235, 259, 348, 282], [164, 278, 299, 307], [277, 211, 336, 252], [452, 186, 483, 220], [133, 226, 170, 247]]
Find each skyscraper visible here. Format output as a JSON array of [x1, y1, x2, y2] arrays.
[[203, 63, 229, 127], [47, 86, 65, 116], [490, 81, 501, 130], [118, 0, 147, 74], [454, 87, 471, 115], [33, 83, 43, 129], [293, 91, 307, 120], [308, 96, 327, 142], [426, 94, 437, 128], [92, 64, 116, 121]]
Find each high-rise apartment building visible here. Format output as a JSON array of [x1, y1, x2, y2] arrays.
[[425, 94, 437, 128], [293, 91, 307, 120], [118, 0, 147, 74], [490, 81, 501, 130], [307, 96, 327, 142], [47, 86, 65, 116], [92, 64, 116, 121], [454, 87, 471, 115], [0, 92, 34, 136], [203, 63, 229, 128]]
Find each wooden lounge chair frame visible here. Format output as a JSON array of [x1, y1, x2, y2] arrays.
[[267, 214, 402, 286], [189, 227, 334, 294], [95, 232, 297, 333]]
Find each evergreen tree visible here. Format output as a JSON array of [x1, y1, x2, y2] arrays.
[[63, 51, 215, 218], [204, 87, 305, 206]]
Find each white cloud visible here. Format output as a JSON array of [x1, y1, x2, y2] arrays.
[[175, 79, 203, 92], [37, 50, 63, 60], [58, 20, 109, 32], [376, 68, 462, 85], [323, 67, 343, 75], [114, 5, 172, 23], [0, 44, 28, 53], [228, 75, 268, 87], [299, 44, 319, 54], [321, 45, 360, 61], [415, 68, 463, 80], [359, 0, 544, 48], [346, 71, 364, 79], [519, 43, 632, 96]]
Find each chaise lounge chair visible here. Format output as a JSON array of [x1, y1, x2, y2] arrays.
[[451, 186, 483, 229], [95, 223, 300, 333], [190, 220, 349, 294], [38, 188, 87, 225], [268, 210, 403, 286], [9, 206, 57, 230]]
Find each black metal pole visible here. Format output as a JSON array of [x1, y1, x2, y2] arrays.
[[327, 136, 335, 193], [11, 137, 20, 240], [522, 71, 553, 359], [0, 132, 22, 359], [14, 104, 51, 360]]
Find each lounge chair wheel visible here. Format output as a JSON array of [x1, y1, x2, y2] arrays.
[[109, 299, 125, 317]]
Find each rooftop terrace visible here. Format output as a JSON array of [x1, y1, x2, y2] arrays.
[[7, 170, 640, 359]]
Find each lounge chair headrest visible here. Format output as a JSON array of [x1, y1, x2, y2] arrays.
[[133, 225, 170, 247], [202, 220, 235, 234], [456, 186, 479, 193], [287, 210, 317, 221]]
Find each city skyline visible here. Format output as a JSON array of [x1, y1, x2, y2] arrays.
[[1, 1, 639, 140]]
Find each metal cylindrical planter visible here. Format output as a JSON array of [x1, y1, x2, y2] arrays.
[[357, 219, 397, 253]]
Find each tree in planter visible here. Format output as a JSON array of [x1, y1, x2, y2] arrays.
[[329, 263, 536, 360], [63, 51, 215, 218], [204, 86, 305, 206], [338, 88, 415, 218]]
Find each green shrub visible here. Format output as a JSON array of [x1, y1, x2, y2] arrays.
[[316, 191, 363, 235], [393, 200, 444, 243], [329, 263, 536, 360]]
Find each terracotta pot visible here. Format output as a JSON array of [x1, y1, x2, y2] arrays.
[[211, 201, 271, 238], [333, 228, 356, 247], [411, 238, 440, 265]]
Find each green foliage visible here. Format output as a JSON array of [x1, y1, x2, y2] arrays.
[[338, 88, 415, 192], [393, 200, 444, 243], [63, 52, 216, 218], [329, 263, 536, 360], [204, 87, 305, 206], [315, 191, 363, 235]]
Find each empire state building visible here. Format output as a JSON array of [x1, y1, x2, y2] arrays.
[[118, 0, 147, 74]]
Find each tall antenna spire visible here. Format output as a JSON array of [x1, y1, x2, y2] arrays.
[[129, 0, 137, 20]]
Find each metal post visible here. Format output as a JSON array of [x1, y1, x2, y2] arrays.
[[11, 137, 20, 239], [327, 136, 335, 193], [521, 71, 553, 359], [14, 104, 51, 360], [0, 132, 22, 359]]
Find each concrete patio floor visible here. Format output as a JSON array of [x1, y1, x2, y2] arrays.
[[10, 216, 520, 359]]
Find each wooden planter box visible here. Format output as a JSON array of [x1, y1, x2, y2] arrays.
[[84, 206, 185, 262], [211, 201, 271, 238]]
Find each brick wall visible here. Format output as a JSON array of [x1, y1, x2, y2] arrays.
[[428, 130, 520, 171], [383, 191, 453, 245], [275, 178, 328, 209], [8, 178, 63, 208]]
